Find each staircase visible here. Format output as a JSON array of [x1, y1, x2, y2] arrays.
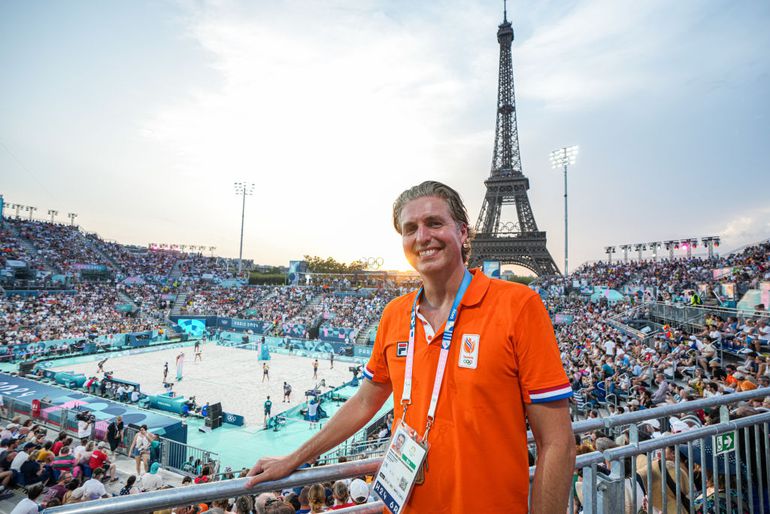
[[297, 293, 324, 319], [117, 290, 139, 310], [167, 259, 185, 283], [356, 320, 378, 345], [170, 293, 188, 316], [84, 235, 123, 272]]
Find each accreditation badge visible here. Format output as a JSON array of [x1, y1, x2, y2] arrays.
[[372, 420, 429, 514]]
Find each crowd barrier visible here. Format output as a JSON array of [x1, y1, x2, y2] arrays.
[[649, 301, 770, 333], [43, 388, 770, 514]]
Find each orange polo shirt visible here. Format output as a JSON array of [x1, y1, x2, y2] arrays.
[[364, 269, 571, 513]]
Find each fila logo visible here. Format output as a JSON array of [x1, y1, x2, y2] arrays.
[[458, 334, 480, 369], [396, 342, 408, 357]]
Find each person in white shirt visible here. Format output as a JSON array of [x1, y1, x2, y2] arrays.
[[77, 416, 92, 439], [83, 468, 108, 500], [10, 483, 43, 514], [140, 462, 164, 491], [10, 443, 34, 472]]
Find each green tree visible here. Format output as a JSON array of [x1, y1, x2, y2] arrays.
[[303, 255, 367, 273]]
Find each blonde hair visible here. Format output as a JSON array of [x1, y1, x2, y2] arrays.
[[308, 483, 326, 513]]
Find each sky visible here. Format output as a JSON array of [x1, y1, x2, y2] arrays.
[[1, 0, 769, 273]]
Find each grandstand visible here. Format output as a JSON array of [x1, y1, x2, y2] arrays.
[[1, 214, 769, 513]]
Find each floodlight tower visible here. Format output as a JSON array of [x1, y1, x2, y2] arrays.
[[550, 145, 578, 275], [234, 182, 255, 274], [663, 240, 676, 260], [47, 209, 58, 223], [633, 243, 646, 262], [26, 206, 37, 220], [7, 204, 23, 218], [649, 242, 661, 262], [701, 236, 720, 259], [619, 244, 631, 263], [604, 246, 616, 264], [67, 213, 78, 226]]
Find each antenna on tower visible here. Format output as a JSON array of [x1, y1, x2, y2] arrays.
[[503, 0, 508, 22]]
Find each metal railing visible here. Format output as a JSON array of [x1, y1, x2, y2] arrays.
[[649, 301, 770, 331], [591, 412, 770, 514], [45, 458, 382, 514], [41, 388, 770, 514], [318, 436, 390, 465], [122, 425, 220, 477], [528, 387, 770, 445]]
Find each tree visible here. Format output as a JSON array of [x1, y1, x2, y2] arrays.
[[303, 255, 367, 274]]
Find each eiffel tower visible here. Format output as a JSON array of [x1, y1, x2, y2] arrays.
[[469, 5, 560, 276]]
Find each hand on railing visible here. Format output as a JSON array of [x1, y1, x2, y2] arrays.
[[246, 454, 304, 487]]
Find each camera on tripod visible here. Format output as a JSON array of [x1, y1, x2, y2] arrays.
[[75, 410, 96, 423]]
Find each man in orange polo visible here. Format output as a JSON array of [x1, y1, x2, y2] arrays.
[[248, 181, 576, 513]]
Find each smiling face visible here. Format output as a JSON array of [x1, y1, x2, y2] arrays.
[[399, 196, 468, 278]]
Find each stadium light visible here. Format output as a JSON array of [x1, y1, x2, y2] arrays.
[[8, 203, 23, 218], [619, 244, 631, 263], [649, 242, 661, 262], [550, 145, 578, 275], [67, 212, 78, 226], [47, 209, 58, 223], [633, 243, 646, 262], [604, 246, 616, 264], [234, 181, 255, 274], [701, 236, 720, 259], [25, 205, 37, 220], [208, 246, 217, 257]]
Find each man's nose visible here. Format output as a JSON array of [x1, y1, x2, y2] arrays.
[[415, 224, 431, 243]]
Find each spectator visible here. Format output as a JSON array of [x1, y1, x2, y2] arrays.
[[10, 483, 44, 514], [140, 462, 164, 491], [82, 468, 108, 500], [328, 480, 355, 510]]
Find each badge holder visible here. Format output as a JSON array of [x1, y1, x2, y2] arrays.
[[372, 418, 429, 514]]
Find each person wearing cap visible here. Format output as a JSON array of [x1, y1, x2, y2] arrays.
[[140, 461, 164, 491], [89, 442, 117, 482], [247, 182, 575, 513], [348, 478, 369, 504], [10, 441, 35, 474]]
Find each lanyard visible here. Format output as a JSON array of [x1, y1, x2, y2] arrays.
[[402, 269, 472, 440]]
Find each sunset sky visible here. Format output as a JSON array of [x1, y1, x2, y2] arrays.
[[1, 0, 768, 272]]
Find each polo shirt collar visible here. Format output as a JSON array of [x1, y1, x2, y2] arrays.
[[459, 268, 490, 308]]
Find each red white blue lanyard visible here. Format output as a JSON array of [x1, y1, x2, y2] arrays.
[[402, 269, 472, 440]]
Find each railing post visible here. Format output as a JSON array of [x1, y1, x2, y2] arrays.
[[597, 461, 625, 514]]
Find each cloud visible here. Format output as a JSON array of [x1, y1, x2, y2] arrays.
[[718, 207, 770, 251], [514, 0, 765, 110]]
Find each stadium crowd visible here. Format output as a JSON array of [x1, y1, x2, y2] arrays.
[[0, 415, 378, 514], [3, 214, 770, 512], [0, 284, 160, 347]]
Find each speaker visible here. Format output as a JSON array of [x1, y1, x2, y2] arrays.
[[18, 361, 36, 376], [208, 402, 222, 419]]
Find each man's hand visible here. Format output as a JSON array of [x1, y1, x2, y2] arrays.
[[246, 455, 303, 487]]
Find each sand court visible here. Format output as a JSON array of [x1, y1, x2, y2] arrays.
[[49, 341, 357, 425]]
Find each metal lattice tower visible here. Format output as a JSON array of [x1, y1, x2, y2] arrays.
[[469, 6, 560, 277]]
